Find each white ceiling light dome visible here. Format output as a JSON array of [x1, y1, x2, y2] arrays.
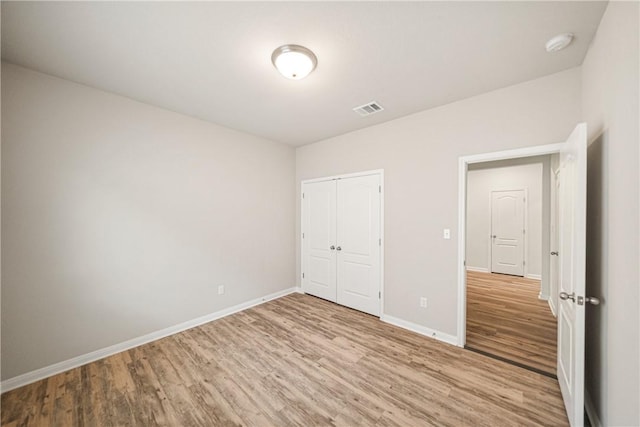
[[271, 44, 317, 80], [545, 33, 574, 52]]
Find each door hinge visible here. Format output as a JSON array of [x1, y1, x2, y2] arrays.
[[523, 229, 526, 234], [302, 232, 305, 239], [523, 260, 526, 266], [379, 185, 381, 193], [302, 193, 305, 199], [379, 291, 381, 299], [379, 238, 381, 246], [302, 273, 305, 278], [464, 260, 466, 266]]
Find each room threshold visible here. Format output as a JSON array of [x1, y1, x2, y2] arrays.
[[464, 346, 557, 380]]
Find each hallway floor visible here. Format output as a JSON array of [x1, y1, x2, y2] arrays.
[[466, 271, 557, 376]]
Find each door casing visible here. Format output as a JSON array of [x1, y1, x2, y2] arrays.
[[301, 169, 384, 317], [457, 143, 563, 347]]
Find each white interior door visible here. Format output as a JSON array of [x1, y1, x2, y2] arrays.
[[557, 123, 587, 426], [302, 180, 337, 302], [491, 190, 525, 276], [336, 175, 381, 316]]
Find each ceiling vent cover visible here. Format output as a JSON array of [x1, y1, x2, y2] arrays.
[[353, 101, 384, 117]]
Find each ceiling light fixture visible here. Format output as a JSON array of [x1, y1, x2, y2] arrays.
[[545, 33, 574, 53], [271, 44, 317, 80]]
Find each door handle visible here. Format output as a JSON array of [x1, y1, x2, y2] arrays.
[[492, 235, 496, 238], [330, 245, 335, 250], [336, 246, 342, 251], [584, 296, 600, 306], [551, 251, 559, 256], [560, 292, 600, 306], [559, 291, 575, 302]]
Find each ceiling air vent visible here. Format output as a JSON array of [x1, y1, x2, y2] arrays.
[[353, 101, 384, 117]]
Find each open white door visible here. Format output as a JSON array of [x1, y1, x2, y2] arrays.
[[557, 123, 588, 426]]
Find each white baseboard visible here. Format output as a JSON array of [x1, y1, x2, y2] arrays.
[[380, 314, 458, 347], [1, 286, 300, 393], [585, 389, 602, 427], [538, 292, 550, 301], [466, 266, 489, 273], [526, 273, 542, 280], [548, 298, 557, 317]]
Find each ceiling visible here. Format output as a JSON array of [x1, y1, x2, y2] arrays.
[[1, 1, 607, 146]]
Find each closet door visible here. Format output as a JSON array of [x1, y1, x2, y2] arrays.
[[302, 180, 337, 302], [336, 175, 381, 316]]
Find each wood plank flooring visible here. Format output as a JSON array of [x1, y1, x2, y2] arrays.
[[466, 271, 557, 376], [2, 292, 567, 426]]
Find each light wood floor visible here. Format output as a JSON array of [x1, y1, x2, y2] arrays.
[[466, 271, 557, 376], [2, 292, 567, 426]]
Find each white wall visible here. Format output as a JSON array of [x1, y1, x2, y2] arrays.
[[1, 63, 296, 381], [581, 2, 640, 426], [466, 158, 547, 280], [296, 67, 581, 337]]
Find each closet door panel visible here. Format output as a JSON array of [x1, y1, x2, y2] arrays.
[[302, 180, 337, 302], [336, 175, 381, 316]]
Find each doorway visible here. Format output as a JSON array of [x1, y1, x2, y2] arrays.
[[457, 124, 589, 426], [463, 155, 556, 375]]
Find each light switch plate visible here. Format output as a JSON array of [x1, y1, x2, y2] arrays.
[[443, 229, 451, 239]]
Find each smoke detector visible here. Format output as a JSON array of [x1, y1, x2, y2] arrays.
[[545, 33, 574, 53], [353, 101, 384, 117]]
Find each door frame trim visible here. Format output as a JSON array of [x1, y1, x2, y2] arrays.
[[457, 145, 562, 347], [301, 169, 385, 318], [489, 188, 528, 277]]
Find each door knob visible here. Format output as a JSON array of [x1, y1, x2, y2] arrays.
[[492, 235, 497, 238], [551, 251, 559, 256], [584, 296, 600, 306], [330, 245, 335, 250], [559, 291, 575, 302], [336, 246, 342, 251]]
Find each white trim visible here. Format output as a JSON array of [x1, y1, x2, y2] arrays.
[[538, 291, 550, 301], [1, 287, 301, 393], [457, 143, 563, 347], [457, 156, 468, 347], [301, 169, 384, 318], [527, 273, 542, 280], [548, 298, 557, 317], [381, 315, 458, 347], [585, 390, 602, 427], [466, 266, 489, 273], [301, 169, 384, 184], [380, 171, 385, 316]]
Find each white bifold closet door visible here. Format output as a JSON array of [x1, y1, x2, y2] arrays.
[[302, 174, 381, 316]]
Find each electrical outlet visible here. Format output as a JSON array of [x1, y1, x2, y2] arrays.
[[443, 229, 451, 239], [420, 297, 428, 308], [218, 285, 225, 295]]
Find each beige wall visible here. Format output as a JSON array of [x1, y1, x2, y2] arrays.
[[296, 67, 581, 336], [1, 63, 296, 380], [581, 2, 640, 425]]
